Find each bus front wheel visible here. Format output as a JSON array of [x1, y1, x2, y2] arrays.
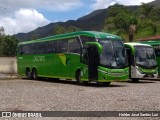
[[76, 70, 88, 85], [131, 78, 139, 83], [76, 70, 81, 84]]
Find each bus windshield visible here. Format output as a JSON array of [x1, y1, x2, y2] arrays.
[[135, 46, 157, 68], [99, 40, 127, 68]]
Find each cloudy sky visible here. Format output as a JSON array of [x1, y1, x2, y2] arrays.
[[0, 0, 155, 35]]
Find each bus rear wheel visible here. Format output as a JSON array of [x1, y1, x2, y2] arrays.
[[26, 69, 32, 80], [32, 69, 38, 80]]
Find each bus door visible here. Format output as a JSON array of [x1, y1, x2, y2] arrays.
[[126, 48, 133, 78], [81, 45, 99, 81]]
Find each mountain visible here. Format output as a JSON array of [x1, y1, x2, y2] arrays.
[[149, 0, 160, 6], [15, 0, 159, 41], [15, 8, 109, 41]]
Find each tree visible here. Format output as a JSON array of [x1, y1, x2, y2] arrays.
[[0, 35, 18, 56], [66, 26, 81, 33], [53, 25, 66, 35], [0, 27, 5, 36], [103, 3, 160, 41], [108, 4, 130, 17], [115, 12, 138, 42], [103, 4, 139, 42], [149, 7, 160, 21], [105, 11, 138, 42], [0, 35, 4, 55], [138, 3, 160, 35], [139, 3, 154, 19], [53, 25, 81, 35]]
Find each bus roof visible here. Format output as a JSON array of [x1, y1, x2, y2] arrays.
[[19, 31, 122, 45], [125, 42, 152, 47], [125, 42, 153, 55], [140, 41, 160, 46]]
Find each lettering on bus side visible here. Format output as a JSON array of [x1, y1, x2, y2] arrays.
[[18, 57, 23, 60], [33, 56, 45, 62]]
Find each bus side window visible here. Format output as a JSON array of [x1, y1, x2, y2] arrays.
[[23, 44, 30, 54], [30, 43, 37, 54], [80, 36, 96, 45], [68, 38, 81, 54], [56, 40, 68, 53], [37, 42, 47, 54], [18, 45, 24, 55], [47, 41, 55, 53]]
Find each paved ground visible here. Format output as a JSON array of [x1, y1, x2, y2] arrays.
[[0, 78, 160, 120]]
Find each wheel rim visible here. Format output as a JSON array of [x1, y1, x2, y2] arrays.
[[26, 70, 31, 79], [33, 70, 37, 80]]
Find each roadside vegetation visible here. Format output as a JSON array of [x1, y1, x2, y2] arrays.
[[53, 3, 160, 42], [0, 35, 18, 56], [102, 3, 160, 42]]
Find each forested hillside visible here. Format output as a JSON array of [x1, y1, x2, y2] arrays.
[[14, 0, 160, 42]]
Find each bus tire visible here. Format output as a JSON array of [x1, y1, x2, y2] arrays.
[[102, 82, 111, 86], [76, 70, 82, 84], [131, 78, 139, 82], [98, 82, 111, 86], [76, 70, 88, 85], [26, 69, 32, 80], [32, 69, 38, 80]]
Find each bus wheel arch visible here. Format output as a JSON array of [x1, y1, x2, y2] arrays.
[[26, 67, 32, 79], [32, 67, 38, 80]]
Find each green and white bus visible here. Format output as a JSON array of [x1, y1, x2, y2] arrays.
[[17, 31, 129, 85], [125, 42, 158, 82], [140, 41, 160, 75]]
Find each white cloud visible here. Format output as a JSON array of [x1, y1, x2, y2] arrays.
[[0, 9, 50, 35], [91, 0, 155, 10], [39, 0, 83, 12], [0, 0, 83, 35], [91, 0, 114, 10], [0, 0, 83, 16], [116, 0, 155, 6]]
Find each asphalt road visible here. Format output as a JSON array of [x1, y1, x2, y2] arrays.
[[0, 78, 160, 120]]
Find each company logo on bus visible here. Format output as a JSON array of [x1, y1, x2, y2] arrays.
[[33, 56, 45, 62]]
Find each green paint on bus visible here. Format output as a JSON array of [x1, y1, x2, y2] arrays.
[[17, 31, 129, 85]]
